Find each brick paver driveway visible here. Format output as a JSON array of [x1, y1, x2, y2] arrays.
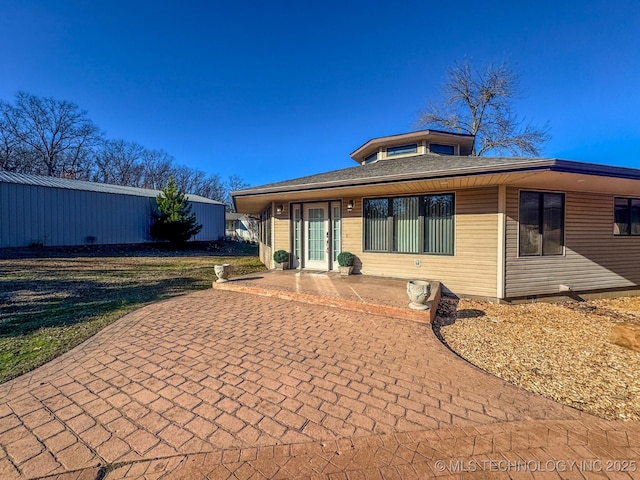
[[0, 289, 637, 479]]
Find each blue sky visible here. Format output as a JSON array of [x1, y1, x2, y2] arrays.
[[1, 0, 638, 187]]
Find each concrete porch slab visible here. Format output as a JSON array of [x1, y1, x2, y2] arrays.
[[213, 270, 441, 323]]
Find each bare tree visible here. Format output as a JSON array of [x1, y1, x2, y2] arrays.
[[140, 148, 174, 190], [196, 174, 226, 203], [225, 175, 250, 211], [418, 60, 550, 156], [168, 165, 225, 202], [92, 139, 145, 186], [0, 114, 20, 172], [1, 92, 102, 177], [0, 91, 247, 206], [244, 215, 259, 242], [171, 165, 206, 194]]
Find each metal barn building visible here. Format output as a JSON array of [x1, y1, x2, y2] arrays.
[[0, 172, 226, 248]]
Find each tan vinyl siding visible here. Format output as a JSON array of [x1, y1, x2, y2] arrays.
[[259, 243, 272, 269], [273, 205, 291, 260], [342, 187, 499, 297], [505, 188, 640, 298]]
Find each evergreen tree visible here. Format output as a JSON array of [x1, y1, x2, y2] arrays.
[[151, 177, 202, 245]]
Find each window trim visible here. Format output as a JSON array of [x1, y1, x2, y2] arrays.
[[363, 152, 378, 164], [386, 144, 418, 157], [362, 193, 455, 256], [613, 196, 640, 236], [429, 143, 455, 155], [517, 190, 566, 257], [260, 206, 272, 247], [423, 193, 456, 255]]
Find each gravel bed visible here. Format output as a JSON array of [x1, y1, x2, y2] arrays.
[[435, 296, 640, 421]]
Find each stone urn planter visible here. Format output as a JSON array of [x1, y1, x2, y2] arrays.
[[406, 280, 431, 310], [337, 252, 355, 276], [338, 265, 354, 276], [273, 250, 289, 271], [214, 264, 231, 283], [274, 261, 289, 271]]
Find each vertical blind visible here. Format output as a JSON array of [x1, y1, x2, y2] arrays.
[[364, 194, 454, 254], [424, 195, 454, 255], [364, 199, 388, 251], [393, 197, 419, 253]]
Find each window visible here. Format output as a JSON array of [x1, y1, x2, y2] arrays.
[[393, 197, 419, 253], [293, 206, 301, 261], [424, 194, 454, 254], [363, 152, 378, 164], [260, 207, 272, 246], [364, 198, 388, 251], [519, 191, 564, 256], [614, 197, 640, 235], [332, 204, 341, 262], [429, 143, 455, 155], [363, 194, 454, 255], [387, 144, 417, 156]]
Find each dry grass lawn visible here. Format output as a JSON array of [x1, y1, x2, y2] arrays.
[[0, 245, 266, 383], [436, 296, 640, 421]]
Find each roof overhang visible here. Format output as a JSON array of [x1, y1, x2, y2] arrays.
[[233, 159, 640, 214]]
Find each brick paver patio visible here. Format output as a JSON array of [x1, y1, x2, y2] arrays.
[[0, 283, 638, 479]]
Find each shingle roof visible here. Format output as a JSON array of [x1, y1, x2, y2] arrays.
[[233, 154, 640, 197], [0, 171, 224, 205]]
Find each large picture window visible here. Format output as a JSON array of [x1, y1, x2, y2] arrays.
[[364, 194, 454, 255], [519, 191, 564, 256], [614, 197, 640, 235]]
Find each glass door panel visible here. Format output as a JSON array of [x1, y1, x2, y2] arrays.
[[303, 204, 328, 270]]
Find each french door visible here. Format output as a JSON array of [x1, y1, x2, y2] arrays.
[[293, 202, 341, 271], [303, 203, 329, 270]]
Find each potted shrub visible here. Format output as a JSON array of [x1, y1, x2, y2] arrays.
[[337, 251, 355, 276], [273, 250, 289, 270]]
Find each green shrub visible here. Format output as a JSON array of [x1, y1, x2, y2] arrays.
[[337, 251, 354, 267], [273, 250, 289, 263]]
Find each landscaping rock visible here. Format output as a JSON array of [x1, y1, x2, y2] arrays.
[[610, 323, 640, 352]]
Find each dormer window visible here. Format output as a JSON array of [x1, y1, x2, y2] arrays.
[[387, 144, 418, 157], [429, 143, 455, 155], [363, 152, 378, 164]]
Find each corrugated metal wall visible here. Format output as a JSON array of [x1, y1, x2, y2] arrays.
[[0, 182, 225, 247], [190, 202, 225, 243]]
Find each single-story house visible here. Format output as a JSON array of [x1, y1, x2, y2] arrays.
[[225, 212, 258, 242], [233, 129, 640, 302], [0, 171, 226, 247]]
